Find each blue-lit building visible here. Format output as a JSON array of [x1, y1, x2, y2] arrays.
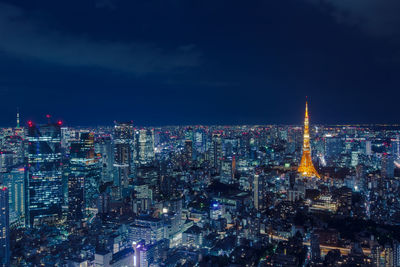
[[0, 186, 10, 267], [27, 122, 63, 227], [2, 166, 25, 226], [134, 129, 155, 167], [113, 122, 134, 198], [68, 132, 100, 222]]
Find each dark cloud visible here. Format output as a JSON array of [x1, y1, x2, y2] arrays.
[[95, 0, 116, 10], [0, 0, 398, 125], [0, 2, 201, 75], [307, 0, 400, 36]]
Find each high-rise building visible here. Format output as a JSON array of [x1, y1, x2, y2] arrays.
[[298, 101, 320, 178], [220, 158, 234, 184], [3, 166, 25, 225], [27, 121, 63, 226], [184, 139, 193, 166], [134, 129, 155, 167], [381, 153, 394, 179], [69, 132, 100, 219], [114, 122, 134, 198], [68, 170, 85, 222], [95, 136, 114, 183], [0, 186, 10, 267], [392, 135, 400, 160], [253, 173, 266, 211], [210, 132, 222, 173]]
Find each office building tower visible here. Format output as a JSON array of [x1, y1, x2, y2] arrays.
[[184, 139, 193, 166], [69, 132, 100, 216], [0, 186, 10, 267], [134, 129, 155, 167], [2, 135, 24, 166], [3, 166, 25, 225], [194, 129, 205, 153], [68, 171, 85, 222], [381, 154, 395, 179], [210, 132, 222, 173], [114, 122, 134, 198], [220, 158, 234, 184], [253, 173, 267, 211], [0, 153, 13, 173], [96, 136, 114, 183], [27, 121, 63, 226]]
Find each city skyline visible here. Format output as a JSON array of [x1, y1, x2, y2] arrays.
[[5, 104, 400, 128], [2, 1, 400, 266]]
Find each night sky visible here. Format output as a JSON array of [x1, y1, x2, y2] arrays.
[[0, 0, 399, 126]]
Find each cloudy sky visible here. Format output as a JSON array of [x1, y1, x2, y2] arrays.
[[0, 0, 399, 126]]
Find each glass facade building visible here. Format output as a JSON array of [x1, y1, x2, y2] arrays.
[[27, 122, 62, 226], [0, 186, 10, 267]]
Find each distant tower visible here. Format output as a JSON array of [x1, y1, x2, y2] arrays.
[[298, 101, 320, 178], [16, 107, 20, 128]]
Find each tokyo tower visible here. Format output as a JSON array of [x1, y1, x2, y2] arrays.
[[298, 101, 320, 178]]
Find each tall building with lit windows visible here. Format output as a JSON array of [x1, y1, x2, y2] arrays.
[[68, 132, 100, 222], [3, 166, 25, 225], [114, 122, 134, 198], [253, 173, 267, 211], [0, 186, 10, 267], [27, 121, 63, 226], [134, 129, 155, 167]]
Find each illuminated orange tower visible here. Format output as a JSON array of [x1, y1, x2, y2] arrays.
[[298, 100, 320, 178]]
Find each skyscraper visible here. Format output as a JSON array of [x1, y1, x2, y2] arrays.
[[27, 121, 63, 226], [134, 129, 155, 167], [3, 166, 25, 225], [96, 135, 114, 183], [381, 153, 395, 179], [253, 173, 266, 211], [298, 101, 320, 178], [69, 132, 100, 221], [0, 186, 10, 267], [184, 139, 193, 166], [113, 122, 134, 198], [210, 132, 222, 173]]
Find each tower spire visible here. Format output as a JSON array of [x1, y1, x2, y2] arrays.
[[298, 99, 320, 178], [16, 107, 20, 128]]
